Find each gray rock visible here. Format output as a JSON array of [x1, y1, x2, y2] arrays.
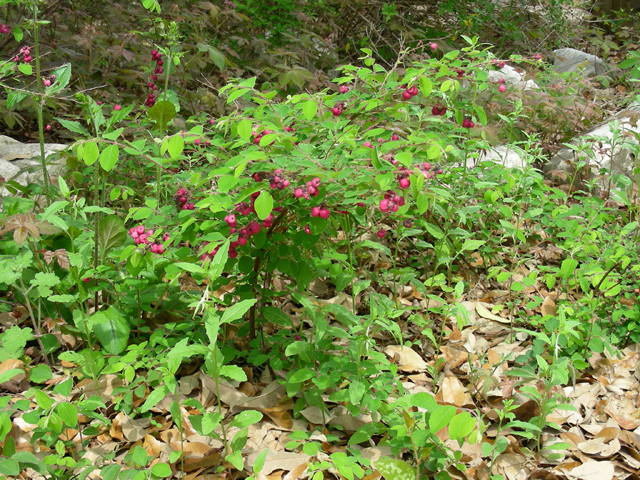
[[0, 135, 68, 185], [552, 48, 615, 79], [544, 102, 640, 189]]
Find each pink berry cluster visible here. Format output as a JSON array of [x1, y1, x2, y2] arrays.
[[42, 74, 56, 87], [145, 50, 162, 107], [14, 46, 32, 63], [284, 121, 296, 132], [462, 117, 475, 129], [175, 188, 195, 210], [294, 176, 322, 200], [397, 172, 411, 189], [431, 104, 447, 116], [379, 191, 405, 213], [339, 85, 350, 94], [207, 192, 284, 261], [311, 205, 331, 219], [0, 24, 9, 34], [455, 69, 465, 78], [493, 60, 506, 69], [252, 169, 291, 190], [128, 225, 168, 254], [332, 103, 344, 116], [401, 84, 418, 101], [418, 162, 442, 179]]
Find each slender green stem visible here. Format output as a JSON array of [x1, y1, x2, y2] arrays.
[[33, 1, 50, 205]]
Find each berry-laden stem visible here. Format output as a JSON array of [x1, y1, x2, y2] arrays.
[[247, 208, 288, 340], [32, 1, 50, 206]]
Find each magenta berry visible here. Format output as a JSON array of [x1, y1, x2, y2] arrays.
[[304, 225, 311, 234], [498, 84, 506, 93], [402, 90, 412, 101], [332, 106, 343, 116], [430, 42, 437, 50], [114, 104, 122, 111], [45, 124, 51, 132], [363, 141, 372, 148], [83, 277, 91, 283], [319, 208, 330, 219], [311, 206, 320, 217], [403, 220, 414, 228], [391, 134, 399, 141], [377, 229, 386, 239], [399, 177, 410, 189]]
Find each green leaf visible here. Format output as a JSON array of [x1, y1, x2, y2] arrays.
[[560, 257, 578, 280], [34, 389, 52, 410], [0, 369, 23, 384], [474, 104, 487, 126], [429, 405, 456, 433], [220, 365, 247, 382], [57, 118, 89, 137], [375, 458, 416, 480], [29, 364, 52, 384], [174, 262, 205, 274], [303, 100, 317, 120], [147, 101, 177, 132], [56, 402, 78, 427], [0, 326, 33, 362], [220, 299, 257, 324], [207, 46, 226, 71], [419, 76, 432, 98], [18, 63, 32, 75], [168, 134, 184, 159], [98, 215, 127, 261], [49, 64, 72, 92], [30, 272, 60, 297], [99, 144, 119, 172], [83, 141, 99, 166], [237, 119, 252, 139], [6, 91, 26, 109], [395, 152, 412, 167], [150, 462, 172, 479], [13, 27, 23, 42], [262, 306, 293, 326], [227, 88, 250, 104], [460, 239, 485, 252], [141, 385, 168, 413], [448, 411, 475, 442], [254, 190, 273, 221], [92, 307, 130, 355], [230, 410, 263, 429], [289, 368, 315, 383], [0, 458, 20, 477], [207, 241, 230, 282], [253, 450, 268, 474]]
